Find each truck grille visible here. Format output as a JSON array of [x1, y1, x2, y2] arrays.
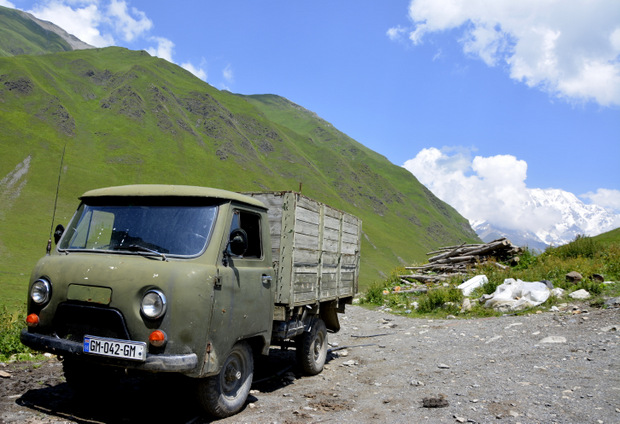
[[52, 303, 131, 342]]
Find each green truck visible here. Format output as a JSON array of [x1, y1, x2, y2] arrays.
[[21, 185, 361, 417]]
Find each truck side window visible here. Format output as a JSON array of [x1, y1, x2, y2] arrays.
[[230, 210, 262, 259]]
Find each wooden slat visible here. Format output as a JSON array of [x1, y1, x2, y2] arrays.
[[241, 191, 361, 307]]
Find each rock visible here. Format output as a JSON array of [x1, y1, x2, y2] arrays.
[[551, 288, 566, 298], [566, 271, 583, 283], [461, 298, 472, 312], [604, 297, 620, 307], [540, 336, 567, 344], [0, 370, 11, 379], [541, 279, 554, 289], [591, 273, 604, 282], [485, 335, 503, 344], [569, 289, 590, 300], [422, 394, 449, 408]]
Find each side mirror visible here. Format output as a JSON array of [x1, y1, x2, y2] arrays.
[[53, 224, 65, 245], [229, 228, 248, 257]]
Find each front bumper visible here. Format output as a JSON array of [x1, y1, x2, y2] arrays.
[[21, 330, 198, 373]]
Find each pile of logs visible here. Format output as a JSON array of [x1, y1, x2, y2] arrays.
[[400, 238, 522, 285]]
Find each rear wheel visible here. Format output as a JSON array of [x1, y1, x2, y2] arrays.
[[197, 341, 253, 418], [296, 318, 328, 375]]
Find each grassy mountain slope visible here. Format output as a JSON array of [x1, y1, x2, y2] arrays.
[[592, 227, 620, 244], [0, 45, 479, 308], [0, 6, 76, 57]]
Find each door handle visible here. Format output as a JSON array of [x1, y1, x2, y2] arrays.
[[262, 275, 273, 286]]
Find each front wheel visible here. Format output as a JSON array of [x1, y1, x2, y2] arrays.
[[296, 318, 328, 375], [196, 341, 254, 418]]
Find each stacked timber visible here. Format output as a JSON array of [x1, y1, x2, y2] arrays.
[[400, 238, 521, 284]]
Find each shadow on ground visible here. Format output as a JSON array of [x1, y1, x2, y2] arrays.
[[14, 347, 335, 423]]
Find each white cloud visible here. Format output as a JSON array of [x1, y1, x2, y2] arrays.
[[393, 0, 620, 106], [146, 36, 174, 62], [182, 61, 207, 81], [0, 0, 16, 7], [386, 25, 407, 42], [404, 148, 561, 232], [581, 188, 620, 212], [107, 0, 152, 42], [27, 0, 152, 47], [223, 64, 234, 83], [28, 1, 115, 47]]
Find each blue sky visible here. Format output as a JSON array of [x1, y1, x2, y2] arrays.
[[4, 0, 620, 234]]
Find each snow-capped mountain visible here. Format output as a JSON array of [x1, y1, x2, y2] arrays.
[[471, 188, 620, 249]]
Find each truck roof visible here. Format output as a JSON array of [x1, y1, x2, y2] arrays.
[[80, 184, 267, 209]]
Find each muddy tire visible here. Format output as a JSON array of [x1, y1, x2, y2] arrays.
[[197, 341, 253, 418], [296, 318, 328, 375]]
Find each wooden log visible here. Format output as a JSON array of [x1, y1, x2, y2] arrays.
[[425, 243, 481, 255], [432, 255, 476, 264], [400, 275, 451, 283], [391, 288, 428, 294]]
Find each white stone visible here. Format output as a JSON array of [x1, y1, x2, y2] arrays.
[[569, 289, 590, 300], [540, 336, 567, 344]]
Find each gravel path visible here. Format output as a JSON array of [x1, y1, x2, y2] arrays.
[[1, 304, 619, 423]]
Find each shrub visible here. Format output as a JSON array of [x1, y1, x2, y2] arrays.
[[0, 306, 32, 361], [361, 281, 386, 305], [417, 287, 463, 314]]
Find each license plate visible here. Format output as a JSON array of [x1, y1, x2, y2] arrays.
[[83, 335, 146, 361]]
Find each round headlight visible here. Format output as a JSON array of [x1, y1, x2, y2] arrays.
[[31, 279, 51, 305], [141, 289, 167, 319]]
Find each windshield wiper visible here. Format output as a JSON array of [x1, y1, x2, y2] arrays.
[[124, 244, 168, 261]]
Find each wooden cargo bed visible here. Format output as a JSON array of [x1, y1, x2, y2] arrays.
[[243, 192, 361, 307]]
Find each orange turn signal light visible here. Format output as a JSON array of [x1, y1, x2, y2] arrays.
[[26, 313, 39, 327], [149, 330, 166, 347]]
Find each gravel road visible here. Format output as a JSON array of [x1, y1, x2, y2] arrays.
[[1, 304, 619, 424]]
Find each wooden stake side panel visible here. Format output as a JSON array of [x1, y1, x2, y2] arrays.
[[242, 192, 361, 307]]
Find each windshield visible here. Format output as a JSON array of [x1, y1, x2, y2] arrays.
[[59, 203, 218, 257]]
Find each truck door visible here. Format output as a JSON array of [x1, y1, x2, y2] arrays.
[[206, 207, 274, 372]]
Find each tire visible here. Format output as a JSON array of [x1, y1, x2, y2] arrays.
[[296, 318, 328, 376], [197, 341, 254, 418]]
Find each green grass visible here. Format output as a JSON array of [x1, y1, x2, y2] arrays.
[[0, 305, 34, 361], [360, 235, 620, 318]]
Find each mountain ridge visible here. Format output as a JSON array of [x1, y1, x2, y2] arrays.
[[472, 187, 620, 249], [0, 21, 479, 307], [0, 5, 93, 57]]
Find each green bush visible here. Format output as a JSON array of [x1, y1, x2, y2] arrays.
[[417, 287, 463, 314], [361, 281, 386, 305], [0, 306, 32, 361]]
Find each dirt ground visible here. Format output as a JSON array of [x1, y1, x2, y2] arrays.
[[1, 304, 619, 424]]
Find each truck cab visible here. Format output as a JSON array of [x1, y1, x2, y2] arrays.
[[22, 185, 275, 416]]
